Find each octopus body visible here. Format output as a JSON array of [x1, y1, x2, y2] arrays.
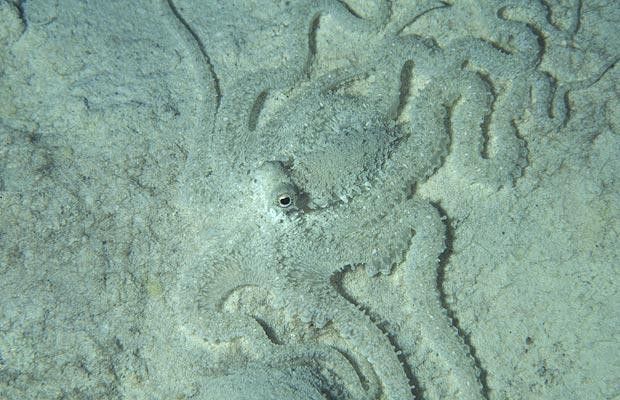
[[166, 1, 564, 398]]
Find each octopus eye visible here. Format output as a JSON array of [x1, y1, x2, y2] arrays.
[[271, 182, 299, 210], [277, 194, 292, 208]]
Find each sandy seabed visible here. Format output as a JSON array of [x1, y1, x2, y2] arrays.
[[0, 1, 618, 399]]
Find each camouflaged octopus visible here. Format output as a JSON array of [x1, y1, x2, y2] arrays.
[[167, 1, 563, 399]]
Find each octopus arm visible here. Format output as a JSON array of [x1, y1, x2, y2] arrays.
[[302, 188, 419, 277], [402, 201, 486, 399], [276, 274, 414, 399]]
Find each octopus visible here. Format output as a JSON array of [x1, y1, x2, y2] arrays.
[[163, 1, 565, 399]]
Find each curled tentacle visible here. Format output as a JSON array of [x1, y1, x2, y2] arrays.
[[276, 272, 414, 400], [388, 63, 527, 188]]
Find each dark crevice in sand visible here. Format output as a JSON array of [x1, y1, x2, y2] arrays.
[[432, 202, 491, 400], [335, 0, 362, 19], [253, 317, 282, 345], [303, 13, 321, 78], [248, 90, 268, 131], [393, 59, 414, 121], [165, 0, 222, 114], [396, 2, 452, 36], [475, 71, 498, 160]]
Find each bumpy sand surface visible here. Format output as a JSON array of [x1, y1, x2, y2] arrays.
[[0, 1, 618, 399]]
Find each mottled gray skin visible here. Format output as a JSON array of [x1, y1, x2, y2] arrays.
[[169, 1, 562, 399]]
